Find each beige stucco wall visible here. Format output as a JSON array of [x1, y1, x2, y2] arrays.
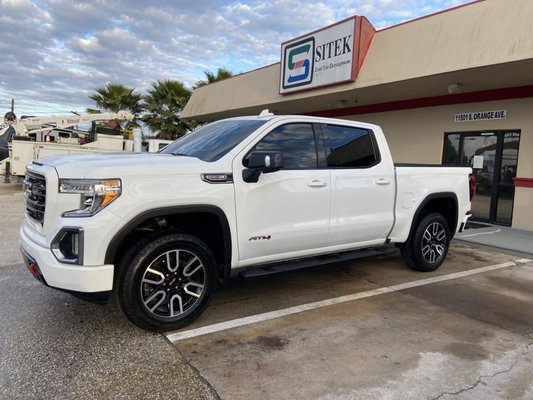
[[360, 0, 533, 85], [512, 187, 533, 231], [342, 98, 533, 230]]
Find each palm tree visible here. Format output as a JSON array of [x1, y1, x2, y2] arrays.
[[141, 80, 192, 140], [87, 83, 143, 115], [194, 67, 233, 89]]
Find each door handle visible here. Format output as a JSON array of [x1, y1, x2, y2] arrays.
[[307, 180, 328, 188], [375, 178, 391, 185]]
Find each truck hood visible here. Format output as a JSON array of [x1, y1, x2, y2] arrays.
[[37, 152, 209, 178]]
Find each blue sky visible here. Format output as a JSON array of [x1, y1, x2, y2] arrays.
[[0, 0, 473, 116]]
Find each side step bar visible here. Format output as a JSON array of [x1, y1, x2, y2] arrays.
[[239, 245, 397, 279]]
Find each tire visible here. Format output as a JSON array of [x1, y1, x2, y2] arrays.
[[400, 213, 450, 272], [117, 232, 217, 332]]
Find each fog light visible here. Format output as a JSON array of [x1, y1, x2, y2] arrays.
[[51, 228, 84, 264]]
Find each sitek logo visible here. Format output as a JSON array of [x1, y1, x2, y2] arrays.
[[282, 37, 315, 89]]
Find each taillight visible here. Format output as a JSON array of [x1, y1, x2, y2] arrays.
[[469, 174, 476, 201]]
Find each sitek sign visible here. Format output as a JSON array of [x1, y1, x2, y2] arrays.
[[280, 17, 365, 94]]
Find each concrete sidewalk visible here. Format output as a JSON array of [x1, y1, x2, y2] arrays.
[[455, 222, 533, 259]]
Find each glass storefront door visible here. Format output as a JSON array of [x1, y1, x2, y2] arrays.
[[496, 133, 520, 224], [443, 131, 520, 225], [463, 134, 498, 221]]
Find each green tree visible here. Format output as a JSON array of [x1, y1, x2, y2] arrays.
[[194, 67, 233, 89], [141, 80, 192, 140], [87, 83, 143, 114]]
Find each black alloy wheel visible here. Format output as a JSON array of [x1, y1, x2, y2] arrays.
[[140, 248, 206, 318], [401, 213, 450, 272], [420, 221, 447, 265], [117, 232, 216, 331]]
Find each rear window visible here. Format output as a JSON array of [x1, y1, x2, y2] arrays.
[[321, 124, 379, 168]]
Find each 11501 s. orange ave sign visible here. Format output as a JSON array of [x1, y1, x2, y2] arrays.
[[454, 110, 507, 123]]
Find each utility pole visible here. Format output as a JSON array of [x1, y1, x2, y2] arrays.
[[11, 99, 14, 113]]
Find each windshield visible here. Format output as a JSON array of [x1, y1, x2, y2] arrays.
[[161, 119, 267, 162]]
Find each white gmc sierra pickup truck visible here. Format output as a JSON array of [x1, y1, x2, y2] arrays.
[[20, 113, 473, 331]]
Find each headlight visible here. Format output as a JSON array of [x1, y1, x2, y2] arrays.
[[59, 179, 121, 217]]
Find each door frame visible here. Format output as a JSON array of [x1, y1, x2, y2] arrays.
[[442, 130, 521, 225]]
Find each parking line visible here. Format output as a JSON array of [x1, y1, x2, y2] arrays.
[[457, 229, 501, 238], [166, 261, 518, 342]]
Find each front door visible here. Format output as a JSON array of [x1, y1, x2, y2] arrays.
[[443, 131, 520, 225], [233, 123, 331, 265]]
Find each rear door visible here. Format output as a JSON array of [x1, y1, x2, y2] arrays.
[[319, 123, 395, 246], [233, 123, 331, 265]]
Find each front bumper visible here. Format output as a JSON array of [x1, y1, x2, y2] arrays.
[[21, 250, 47, 285], [20, 224, 114, 293]]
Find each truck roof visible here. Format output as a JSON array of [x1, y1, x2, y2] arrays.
[[220, 112, 381, 131]]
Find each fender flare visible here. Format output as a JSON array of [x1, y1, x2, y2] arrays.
[[406, 192, 459, 241], [104, 205, 232, 278]]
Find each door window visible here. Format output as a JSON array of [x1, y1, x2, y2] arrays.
[[463, 134, 498, 221], [248, 123, 319, 169], [321, 125, 378, 168], [496, 133, 520, 225]]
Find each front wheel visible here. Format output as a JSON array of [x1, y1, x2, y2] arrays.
[[400, 213, 450, 272], [117, 232, 217, 331]]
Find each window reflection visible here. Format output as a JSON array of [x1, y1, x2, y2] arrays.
[[253, 124, 318, 169], [443, 134, 460, 165], [323, 125, 377, 167], [162, 120, 267, 162]]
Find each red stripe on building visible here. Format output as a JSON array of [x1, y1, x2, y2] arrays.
[[307, 85, 533, 118], [514, 178, 533, 188]]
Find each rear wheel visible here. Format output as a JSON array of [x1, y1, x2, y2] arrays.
[[400, 213, 450, 272], [117, 232, 216, 331]]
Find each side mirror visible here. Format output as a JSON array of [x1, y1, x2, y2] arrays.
[[243, 151, 284, 183]]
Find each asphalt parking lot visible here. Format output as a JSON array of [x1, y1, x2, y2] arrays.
[[0, 185, 218, 400], [1, 183, 532, 399]]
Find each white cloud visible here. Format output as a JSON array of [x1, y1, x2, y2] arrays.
[[0, 0, 473, 115]]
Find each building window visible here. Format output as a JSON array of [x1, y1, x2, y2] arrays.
[[443, 133, 460, 165]]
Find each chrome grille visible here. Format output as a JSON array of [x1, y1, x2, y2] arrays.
[[23, 170, 46, 223]]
